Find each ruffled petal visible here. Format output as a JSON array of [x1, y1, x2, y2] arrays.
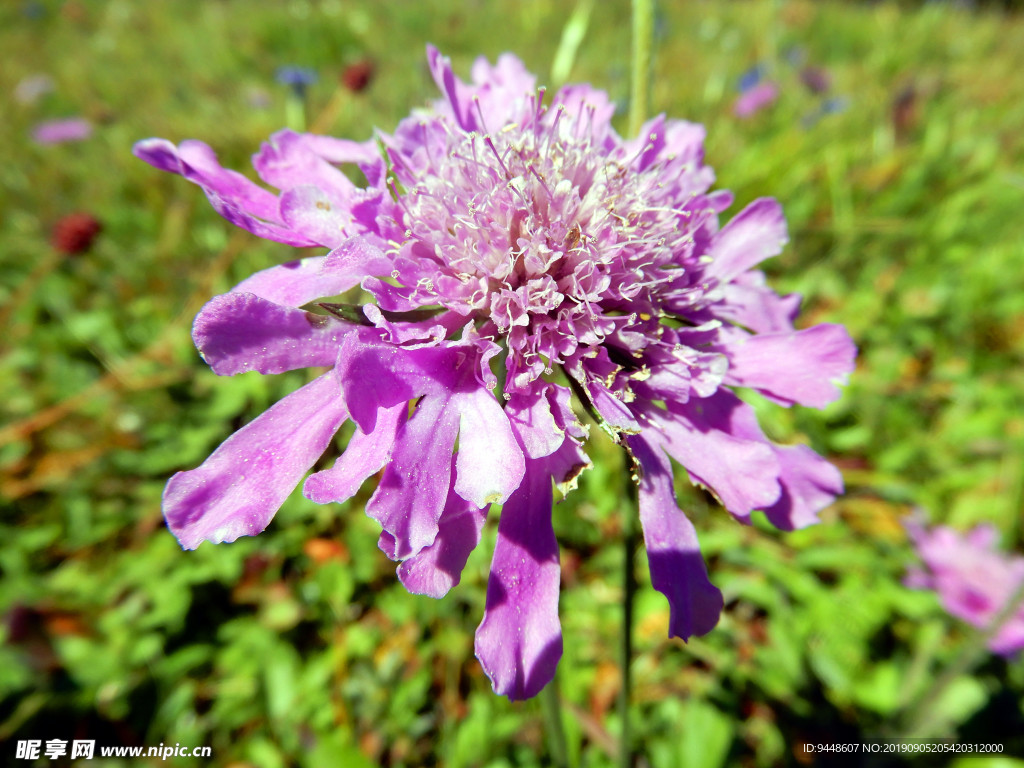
[[505, 386, 564, 459], [299, 134, 379, 166], [133, 138, 280, 221], [133, 138, 323, 247], [452, 388, 525, 506], [723, 324, 857, 408], [163, 370, 347, 550], [763, 443, 844, 530], [475, 456, 562, 701], [335, 338, 454, 432], [628, 434, 724, 638], [279, 185, 351, 249], [706, 198, 788, 284], [204, 189, 319, 246], [252, 129, 359, 201], [303, 403, 405, 504], [426, 44, 476, 131], [655, 392, 781, 519], [193, 292, 347, 375], [715, 270, 801, 334], [397, 466, 488, 598], [231, 237, 392, 307], [366, 394, 460, 559]]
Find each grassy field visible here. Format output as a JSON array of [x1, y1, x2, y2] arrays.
[[2, 0, 1024, 765]]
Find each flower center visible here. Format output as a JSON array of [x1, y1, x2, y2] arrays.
[[386, 102, 714, 392]]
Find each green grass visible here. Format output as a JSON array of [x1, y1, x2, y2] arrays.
[[2, 1, 1024, 766]]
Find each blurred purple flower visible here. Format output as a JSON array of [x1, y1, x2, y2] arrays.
[[135, 45, 855, 700], [905, 518, 1024, 656], [32, 117, 92, 145], [733, 81, 779, 118], [799, 66, 831, 94]]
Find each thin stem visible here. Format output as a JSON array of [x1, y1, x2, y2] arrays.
[[629, 0, 655, 139], [619, 3, 653, 763], [900, 576, 1024, 737], [551, 0, 595, 86], [539, 675, 570, 768], [619, 464, 639, 768]]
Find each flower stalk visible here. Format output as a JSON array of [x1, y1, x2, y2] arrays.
[[629, 0, 654, 139], [539, 675, 571, 768], [620, 3, 654, 763]]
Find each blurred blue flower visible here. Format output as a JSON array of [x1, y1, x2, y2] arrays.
[[736, 64, 765, 93], [22, 1, 45, 20], [801, 96, 849, 129], [275, 66, 318, 98], [821, 96, 849, 115]]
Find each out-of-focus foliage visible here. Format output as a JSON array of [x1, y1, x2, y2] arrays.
[[1, 1, 1022, 766]]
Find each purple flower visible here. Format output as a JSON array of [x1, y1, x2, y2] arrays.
[[733, 81, 779, 118], [799, 66, 832, 95], [32, 117, 92, 145], [905, 518, 1024, 656], [134, 45, 855, 700]]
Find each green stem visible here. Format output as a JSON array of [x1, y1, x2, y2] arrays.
[[619, 465, 639, 768], [540, 675, 570, 768], [620, 3, 653, 761], [629, 0, 655, 138], [900, 576, 1024, 737]]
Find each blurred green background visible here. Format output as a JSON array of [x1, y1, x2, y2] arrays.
[[2, 0, 1023, 765]]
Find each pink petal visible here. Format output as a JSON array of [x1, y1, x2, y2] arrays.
[[628, 434, 724, 638], [163, 370, 347, 550], [366, 394, 460, 559], [657, 393, 781, 519], [763, 443, 844, 530], [452, 388, 525, 506], [398, 468, 488, 598], [253, 129, 358, 201], [707, 198, 788, 284], [475, 457, 562, 700], [303, 403, 405, 504], [231, 237, 392, 308], [193, 292, 346, 375], [724, 324, 856, 408]]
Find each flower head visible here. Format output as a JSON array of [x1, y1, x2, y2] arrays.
[[905, 517, 1024, 656], [134, 45, 855, 700]]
